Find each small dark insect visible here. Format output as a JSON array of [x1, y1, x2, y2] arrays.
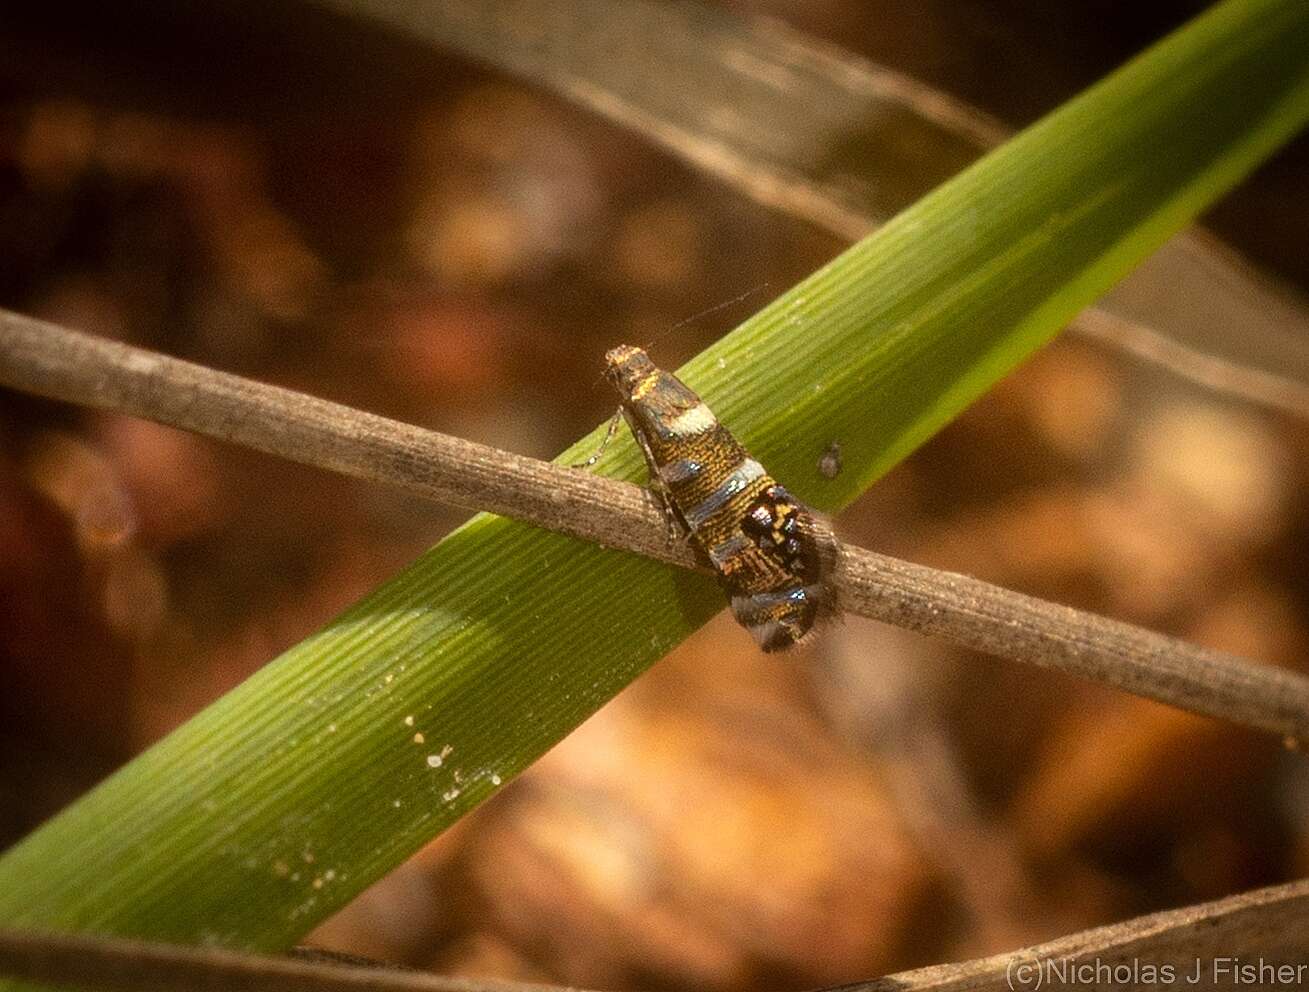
[[598, 345, 838, 651], [818, 440, 843, 480]]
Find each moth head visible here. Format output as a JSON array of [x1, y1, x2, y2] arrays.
[[604, 344, 657, 399]]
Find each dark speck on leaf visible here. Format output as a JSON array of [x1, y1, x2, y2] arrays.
[[818, 441, 842, 480]]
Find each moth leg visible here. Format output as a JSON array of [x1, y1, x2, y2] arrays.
[[571, 406, 623, 469], [650, 485, 687, 547], [626, 424, 688, 547]]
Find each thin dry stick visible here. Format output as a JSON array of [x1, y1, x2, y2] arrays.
[[326, 0, 1309, 420], [0, 928, 584, 992], [2, 311, 1307, 741], [1075, 307, 1309, 419], [1, 878, 1307, 992], [839, 878, 1309, 991]]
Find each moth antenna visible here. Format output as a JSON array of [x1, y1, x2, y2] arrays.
[[631, 282, 774, 362], [666, 282, 771, 335], [571, 406, 623, 469]]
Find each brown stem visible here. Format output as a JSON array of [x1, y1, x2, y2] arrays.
[[3, 311, 1307, 741], [1, 878, 1306, 992], [0, 928, 579, 992]]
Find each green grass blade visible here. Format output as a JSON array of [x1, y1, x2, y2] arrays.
[[1, 0, 1307, 957]]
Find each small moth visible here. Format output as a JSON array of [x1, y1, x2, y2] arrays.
[[601, 345, 838, 651]]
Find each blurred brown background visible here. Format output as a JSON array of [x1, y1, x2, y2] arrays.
[[1, 2, 1308, 989]]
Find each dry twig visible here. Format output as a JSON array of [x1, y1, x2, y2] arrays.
[[2, 311, 1307, 740], [1, 879, 1306, 991], [320, 0, 1309, 420], [838, 878, 1309, 991], [0, 927, 579, 992]]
